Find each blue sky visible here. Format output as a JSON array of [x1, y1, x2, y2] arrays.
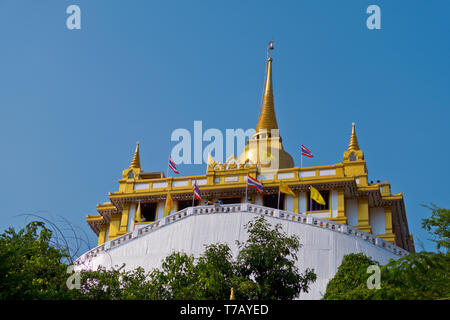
[[0, 0, 448, 252]]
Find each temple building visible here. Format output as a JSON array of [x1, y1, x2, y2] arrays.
[[77, 49, 415, 299]]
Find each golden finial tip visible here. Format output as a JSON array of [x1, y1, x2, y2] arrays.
[[230, 287, 235, 300], [130, 142, 141, 169], [348, 122, 360, 151], [256, 52, 278, 134]]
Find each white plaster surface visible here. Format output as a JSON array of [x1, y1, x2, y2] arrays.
[[330, 190, 338, 218], [319, 169, 336, 176], [79, 210, 401, 300], [370, 207, 386, 236], [152, 182, 168, 189], [346, 199, 358, 227], [299, 171, 315, 178], [127, 204, 136, 232], [134, 183, 149, 190], [278, 172, 294, 179], [172, 180, 188, 187]]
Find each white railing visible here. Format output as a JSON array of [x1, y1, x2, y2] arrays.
[[75, 204, 409, 265]]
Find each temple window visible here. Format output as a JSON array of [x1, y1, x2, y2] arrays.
[[141, 202, 157, 222], [263, 193, 285, 210], [349, 153, 356, 161], [178, 200, 199, 210], [218, 197, 242, 205]]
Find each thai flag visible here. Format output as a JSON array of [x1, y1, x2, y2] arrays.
[[193, 181, 201, 201], [168, 156, 179, 174], [301, 144, 313, 158], [247, 175, 263, 194]]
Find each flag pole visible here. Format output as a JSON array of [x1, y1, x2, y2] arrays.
[[192, 185, 195, 208], [309, 186, 312, 214], [301, 153, 303, 168], [166, 157, 169, 179], [245, 176, 248, 204], [166, 132, 172, 178], [277, 187, 280, 210]]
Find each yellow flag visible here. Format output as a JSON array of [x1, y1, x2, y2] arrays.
[[134, 202, 142, 223], [165, 192, 174, 216], [310, 186, 326, 205], [279, 180, 295, 197]]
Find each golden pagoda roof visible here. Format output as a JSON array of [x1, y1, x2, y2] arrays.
[[347, 123, 360, 151], [130, 142, 141, 169], [256, 57, 279, 134], [239, 53, 294, 169]]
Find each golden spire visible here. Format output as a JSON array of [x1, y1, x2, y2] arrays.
[[347, 123, 360, 151], [130, 142, 141, 169], [229, 288, 235, 300], [256, 56, 279, 134]]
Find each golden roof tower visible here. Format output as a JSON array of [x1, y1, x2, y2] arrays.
[[130, 142, 141, 169], [239, 47, 294, 170]]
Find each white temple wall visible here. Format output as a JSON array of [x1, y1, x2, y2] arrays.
[[330, 190, 338, 218], [285, 195, 293, 211], [255, 194, 263, 206], [370, 207, 386, 236], [298, 192, 306, 214], [156, 201, 165, 220], [82, 211, 400, 300], [346, 198, 358, 227], [127, 203, 136, 232]]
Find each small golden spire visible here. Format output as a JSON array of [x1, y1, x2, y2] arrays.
[[130, 142, 141, 169], [347, 123, 360, 151], [256, 56, 279, 135], [229, 288, 235, 300]]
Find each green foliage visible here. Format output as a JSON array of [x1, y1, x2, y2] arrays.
[[323, 253, 379, 300], [74, 216, 316, 300], [323, 252, 450, 300], [377, 251, 450, 299], [324, 205, 450, 300], [74, 265, 160, 300], [421, 204, 450, 251], [195, 244, 235, 299], [0, 222, 71, 299], [149, 252, 200, 299], [1, 216, 315, 300], [234, 216, 316, 299]]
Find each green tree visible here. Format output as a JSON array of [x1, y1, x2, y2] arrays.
[[75, 216, 316, 300], [0, 216, 316, 300], [148, 252, 200, 299], [0, 222, 71, 299], [323, 205, 450, 300], [421, 204, 450, 251], [377, 251, 450, 300], [76, 264, 162, 300], [195, 243, 235, 299], [234, 216, 316, 300], [322, 253, 379, 300]]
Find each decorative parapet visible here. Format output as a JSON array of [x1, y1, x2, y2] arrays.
[[76, 203, 410, 266]]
